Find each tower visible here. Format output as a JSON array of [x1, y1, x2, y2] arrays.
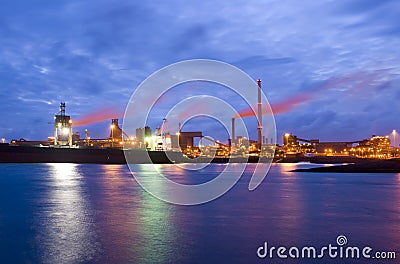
[[54, 102, 72, 147], [257, 79, 262, 150], [110, 119, 123, 147], [109, 119, 122, 140], [231, 118, 235, 147]]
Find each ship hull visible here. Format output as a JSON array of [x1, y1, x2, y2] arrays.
[[0, 145, 267, 164], [0, 145, 166, 164], [0, 145, 125, 164]]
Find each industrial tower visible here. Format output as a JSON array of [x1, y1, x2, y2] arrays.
[[54, 102, 72, 147], [257, 79, 262, 149]]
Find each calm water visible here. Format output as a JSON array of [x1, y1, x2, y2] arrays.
[[0, 163, 399, 263]]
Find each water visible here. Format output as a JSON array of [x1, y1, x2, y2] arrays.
[[0, 163, 399, 263]]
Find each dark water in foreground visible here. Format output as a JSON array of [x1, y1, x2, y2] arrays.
[[0, 163, 399, 263]]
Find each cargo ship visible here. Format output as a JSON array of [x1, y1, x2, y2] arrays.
[[0, 144, 268, 164]]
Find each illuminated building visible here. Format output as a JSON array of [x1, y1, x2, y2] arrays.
[[283, 133, 297, 146], [109, 119, 122, 141], [136, 126, 152, 149], [353, 135, 391, 158], [315, 142, 351, 155], [283, 133, 318, 156], [54, 102, 72, 147]]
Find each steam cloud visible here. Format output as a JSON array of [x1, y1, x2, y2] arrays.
[[72, 70, 392, 127], [73, 107, 123, 127], [234, 70, 391, 119]]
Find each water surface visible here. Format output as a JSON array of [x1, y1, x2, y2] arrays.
[[0, 163, 399, 263]]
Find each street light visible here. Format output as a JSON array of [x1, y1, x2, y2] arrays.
[[111, 124, 115, 147]]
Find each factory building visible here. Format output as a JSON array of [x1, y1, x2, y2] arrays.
[[170, 134, 180, 150], [283, 134, 298, 146], [178, 132, 203, 150], [358, 136, 390, 150], [109, 119, 123, 141], [315, 142, 351, 154], [136, 126, 152, 149], [349, 136, 391, 158], [282, 132, 393, 158]]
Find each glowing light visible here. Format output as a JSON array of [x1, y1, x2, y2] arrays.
[[62, 127, 69, 136], [284, 133, 290, 137]]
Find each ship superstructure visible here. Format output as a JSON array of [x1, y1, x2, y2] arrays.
[[54, 102, 72, 147]]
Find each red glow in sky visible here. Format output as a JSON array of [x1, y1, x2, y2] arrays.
[[73, 107, 123, 127]]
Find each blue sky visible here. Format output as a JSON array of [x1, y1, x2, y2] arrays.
[[0, 0, 399, 144]]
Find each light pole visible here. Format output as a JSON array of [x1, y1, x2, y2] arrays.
[[111, 124, 115, 148]]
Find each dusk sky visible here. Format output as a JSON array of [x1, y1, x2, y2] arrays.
[[1, 0, 399, 144]]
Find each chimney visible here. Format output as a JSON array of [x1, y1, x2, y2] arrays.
[[231, 117, 235, 145], [257, 79, 262, 149]]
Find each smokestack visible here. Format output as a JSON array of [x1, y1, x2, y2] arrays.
[[231, 118, 235, 145], [257, 79, 262, 149]]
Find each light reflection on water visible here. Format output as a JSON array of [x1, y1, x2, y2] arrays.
[[98, 164, 177, 263], [0, 163, 399, 263], [36, 163, 97, 263]]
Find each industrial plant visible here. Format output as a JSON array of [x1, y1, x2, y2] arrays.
[[6, 80, 278, 161], [6, 101, 399, 163], [276, 133, 399, 159], [2, 77, 399, 163]]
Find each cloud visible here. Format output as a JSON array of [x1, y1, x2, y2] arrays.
[[233, 56, 296, 70], [0, 0, 399, 142]]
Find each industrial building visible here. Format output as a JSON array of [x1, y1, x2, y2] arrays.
[[136, 126, 152, 148], [281, 133, 394, 158], [178, 132, 203, 150]]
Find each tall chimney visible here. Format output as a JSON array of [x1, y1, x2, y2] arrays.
[[257, 79, 262, 149], [231, 118, 235, 146]]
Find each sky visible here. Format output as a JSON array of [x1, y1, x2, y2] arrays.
[[0, 0, 399, 144]]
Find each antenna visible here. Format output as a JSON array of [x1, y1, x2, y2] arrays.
[[60, 102, 66, 116]]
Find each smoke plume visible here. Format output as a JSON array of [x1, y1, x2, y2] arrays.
[[234, 70, 391, 119], [73, 107, 123, 127]]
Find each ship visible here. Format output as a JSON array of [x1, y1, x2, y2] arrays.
[[0, 144, 268, 164]]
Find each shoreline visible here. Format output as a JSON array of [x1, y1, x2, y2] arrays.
[[292, 158, 400, 173]]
